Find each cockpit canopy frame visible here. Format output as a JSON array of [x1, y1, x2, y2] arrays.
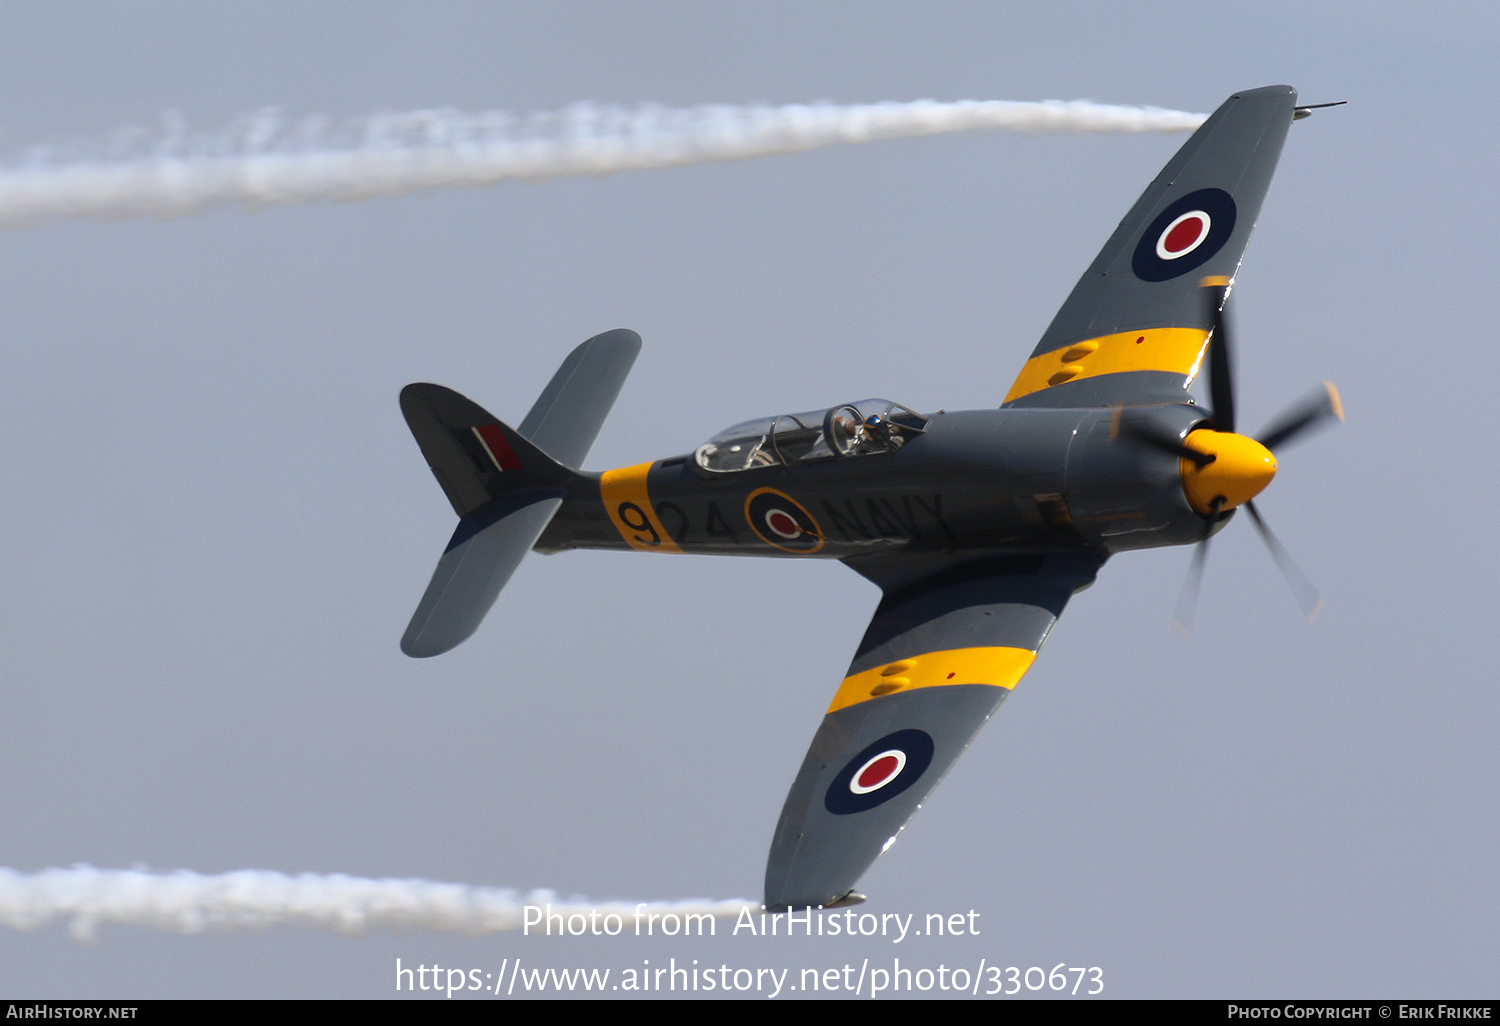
[[694, 399, 929, 474]]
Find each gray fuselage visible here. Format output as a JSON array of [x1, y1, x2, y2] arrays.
[[536, 401, 1218, 561]]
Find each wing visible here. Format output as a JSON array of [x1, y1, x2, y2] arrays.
[[1003, 85, 1297, 410], [763, 552, 1103, 909]]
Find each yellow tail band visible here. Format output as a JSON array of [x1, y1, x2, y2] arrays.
[[600, 462, 684, 553]]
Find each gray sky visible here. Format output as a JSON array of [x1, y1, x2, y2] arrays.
[[0, 0, 1494, 999]]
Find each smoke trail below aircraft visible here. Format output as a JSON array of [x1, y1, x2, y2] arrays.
[[0, 99, 1205, 228], [0, 866, 755, 943]]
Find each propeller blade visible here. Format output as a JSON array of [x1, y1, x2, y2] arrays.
[[1120, 420, 1215, 466], [1170, 497, 1223, 639], [1244, 500, 1325, 622], [1169, 537, 1211, 639], [1204, 280, 1236, 434], [1256, 381, 1345, 452]]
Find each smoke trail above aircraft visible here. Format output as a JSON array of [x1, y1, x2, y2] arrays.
[[0, 99, 1205, 228], [0, 866, 754, 942]]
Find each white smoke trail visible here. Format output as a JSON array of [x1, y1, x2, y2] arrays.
[[0, 866, 755, 943], [0, 99, 1206, 228]]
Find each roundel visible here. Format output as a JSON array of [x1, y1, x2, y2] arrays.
[[744, 488, 824, 553], [1131, 188, 1237, 282], [824, 729, 935, 815]]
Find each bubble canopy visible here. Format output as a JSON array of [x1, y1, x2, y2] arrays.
[[694, 399, 929, 473]]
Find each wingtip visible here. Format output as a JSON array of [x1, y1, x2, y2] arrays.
[[582, 326, 644, 355], [401, 623, 461, 658]]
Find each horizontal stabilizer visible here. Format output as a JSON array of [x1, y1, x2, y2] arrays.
[[400, 494, 563, 658], [519, 328, 641, 469]]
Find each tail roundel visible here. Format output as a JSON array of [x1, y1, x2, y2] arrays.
[[399, 329, 640, 657]]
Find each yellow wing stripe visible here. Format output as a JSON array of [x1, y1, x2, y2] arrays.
[[1003, 326, 1210, 404], [827, 646, 1037, 714], [600, 462, 684, 553]]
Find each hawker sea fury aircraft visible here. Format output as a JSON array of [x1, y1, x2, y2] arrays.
[[397, 86, 1343, 910]]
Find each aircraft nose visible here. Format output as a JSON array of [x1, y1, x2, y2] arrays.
[[1179, 429, 1277, 514]]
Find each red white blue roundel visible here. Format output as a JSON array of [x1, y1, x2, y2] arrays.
[[825, 729, 935, 815], [1132, 188, 1237, 282], [745, 488, 824, 553]]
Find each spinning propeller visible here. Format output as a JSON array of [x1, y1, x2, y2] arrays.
[[1120, 279, 1344, 635]]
